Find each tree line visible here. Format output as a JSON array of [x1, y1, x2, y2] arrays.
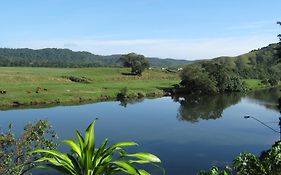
[[0, 48, 191, 68]]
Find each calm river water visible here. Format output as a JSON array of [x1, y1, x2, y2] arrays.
[[0, 88, 280, 175]]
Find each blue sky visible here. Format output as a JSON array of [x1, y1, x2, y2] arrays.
[[0, 0, 280, 60]]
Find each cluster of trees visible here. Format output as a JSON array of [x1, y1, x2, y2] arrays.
[[179, 63, 245, 94], [118, 53, 149, 76]]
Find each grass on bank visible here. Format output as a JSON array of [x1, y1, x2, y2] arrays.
[[243, 79, 277, 90], [0, 67, 180, 107]]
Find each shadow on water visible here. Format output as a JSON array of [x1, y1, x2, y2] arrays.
[[173, 93, 243, 122]]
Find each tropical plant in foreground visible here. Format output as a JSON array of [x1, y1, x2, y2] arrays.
[[31, 121, 163, 175]]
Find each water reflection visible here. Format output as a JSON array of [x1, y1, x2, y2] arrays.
[[246, 88, 281, 111], [173, 93, 243, 122], [0, 89, 281, 175], [119, 98, 145, 107]]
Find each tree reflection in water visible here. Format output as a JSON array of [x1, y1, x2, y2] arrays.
[[246, 88, 281, 111], [173, 93, 243, 122], [119, 98, 145, 108]]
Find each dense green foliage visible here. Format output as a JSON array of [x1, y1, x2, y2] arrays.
[[118, 53, 149, 76], [31, 121, 162, 175], [0, 48, 192, 68], [0, 120, 57, 175], [179, 63, 245, 94], [199, 141, 281, 175]]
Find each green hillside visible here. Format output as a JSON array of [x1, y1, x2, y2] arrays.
[[194, 43, 281, 79], [0, 48, 193, 68]]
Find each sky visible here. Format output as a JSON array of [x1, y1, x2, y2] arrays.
[[0, 0, 280, 60]]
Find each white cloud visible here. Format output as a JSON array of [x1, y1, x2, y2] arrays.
[[5, 35, 278, 60]]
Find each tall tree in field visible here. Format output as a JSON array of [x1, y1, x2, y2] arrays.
[[119, 53, 149, 76]]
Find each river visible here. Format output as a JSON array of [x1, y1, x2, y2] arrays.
[[0, 88, 280, 175]]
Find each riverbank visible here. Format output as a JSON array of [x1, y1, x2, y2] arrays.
[[0, 67, 279, 110], [0, 67, 180, 108]]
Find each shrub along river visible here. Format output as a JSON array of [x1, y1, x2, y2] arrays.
[[0, 88, 281, 175]]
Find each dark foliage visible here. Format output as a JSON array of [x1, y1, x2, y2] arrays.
[[116, 87, 128, 100], [268, 78, 278, 86]]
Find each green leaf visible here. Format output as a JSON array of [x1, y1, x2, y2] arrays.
[[107, 142, 138, 153], [125, 152, 161, 163], [76, 130, 85, 150], [112, 161, 140, 175], [84, 121, 95, 151], [139, 169, 151, 175], [31, 149, 73, 165], [62, 140, 82, 157], [35, 157, 76, 175], [92, 139, 108, 166], [84, 121, 96, 171]]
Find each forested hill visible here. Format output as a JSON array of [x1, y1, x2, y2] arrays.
[[0, 48, 192, 68], [194, 43, 281, 79]]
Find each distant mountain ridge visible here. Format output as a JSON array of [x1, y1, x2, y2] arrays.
[[0, 48, 193, 68]]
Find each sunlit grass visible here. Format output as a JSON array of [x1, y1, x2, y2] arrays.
[[0, 67, 179, 107]]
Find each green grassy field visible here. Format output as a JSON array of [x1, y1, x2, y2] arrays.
[[243, 79, 273, 90], [0, 67, 180, 107]]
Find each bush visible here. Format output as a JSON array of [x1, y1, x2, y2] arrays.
[[268, 78, 278, 86], [116, 87, 128, 100], [62, 76, 91, 83], [261, 79, 269, 85], [137, 92, 146, 98], [0, 120, 58, 175]]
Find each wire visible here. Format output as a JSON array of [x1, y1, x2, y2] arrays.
[[248, 116, 280, 133]]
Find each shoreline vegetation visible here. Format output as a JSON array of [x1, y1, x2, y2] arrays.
[[0, 67, 279, 110]]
